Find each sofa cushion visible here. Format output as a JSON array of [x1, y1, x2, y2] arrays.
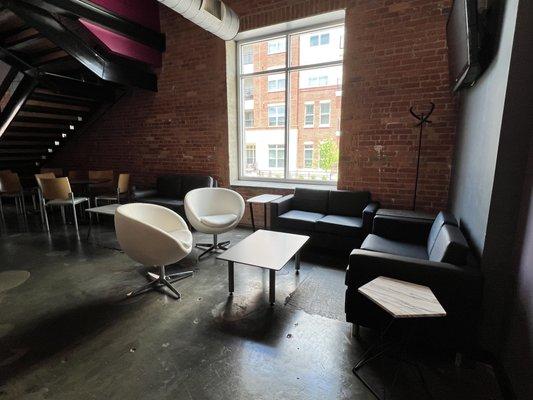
[[361, 234, 428, 260], [156, 175, 182, 198], [328, 190, 370, 217], [181, 175, 214, 198], [427, 211, 459, 255], [277, 209, 325, 231], [292, 188, 329, 214], [316, 215, 363, 237], [141, 197, 184, 211], [429, 224, 468, 265]]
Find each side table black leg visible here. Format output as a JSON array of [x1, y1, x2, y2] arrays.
[[249, 203, 256, 232], [264, 203, 267, 229], [228, 261, 234, 295], [87, 212, 92, 241]]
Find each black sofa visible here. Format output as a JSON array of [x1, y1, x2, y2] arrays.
[[132, 174, 215, 219], [345, 211, 483, 350], [270, 188, 379, 251]]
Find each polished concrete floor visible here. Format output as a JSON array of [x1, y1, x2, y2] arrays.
[[0, 207, 502, 399]]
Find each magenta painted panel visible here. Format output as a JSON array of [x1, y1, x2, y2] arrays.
[[81, 19, 162, 67], [88, 0, 160, 31]]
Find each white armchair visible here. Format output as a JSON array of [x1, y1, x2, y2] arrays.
[[184, 187, 245, 259], [115, 203, 194, 299]]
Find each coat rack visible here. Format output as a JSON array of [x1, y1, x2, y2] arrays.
[[409, 102, 435, 210]]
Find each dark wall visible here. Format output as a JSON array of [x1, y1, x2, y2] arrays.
[[449, 0, 533, 396]]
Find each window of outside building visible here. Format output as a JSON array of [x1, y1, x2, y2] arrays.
[[267, 38, 286, 54], [268, 104, 285, 127], [304, 144, 313, 168], [246, 144, 256, 166], [268, 74, 286, 92], [304, 103, 314, 127], [320, 101, 331, 126], [268, 144, 285, 168], [244, 110, 254, 128], [310, 33, 330, 47], [242, 46, 253, 65], [238, 23, 344, 183]]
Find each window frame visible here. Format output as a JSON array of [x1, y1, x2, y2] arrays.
[[267, 104, 286, 127], [303, 143, 314, 168], [236, 21, 344, 185], [268, 144, 285, 168], [304, 102, 314, 127], [319, 100, 331, 127]]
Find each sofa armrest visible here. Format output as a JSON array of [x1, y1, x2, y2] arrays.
[[270, 194, 293, 217], [346, 249, 482, 306], [372, 215, 433, 245], [132, 186, 158, 200], [362, 202, 380, 232]]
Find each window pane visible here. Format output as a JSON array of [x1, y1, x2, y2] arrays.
[[240, 74, 286, 179], [290, 26, 344, 67], [288, 69, 341, 181], [240, 37, 287, 74]]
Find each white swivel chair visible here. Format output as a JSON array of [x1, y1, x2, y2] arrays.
[[115, 203, 194, 299], [184, 187, 245, 259]]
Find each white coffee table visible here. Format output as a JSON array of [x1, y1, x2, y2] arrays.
[[217, 229, 309, 305], [85, 203, 121, 240]]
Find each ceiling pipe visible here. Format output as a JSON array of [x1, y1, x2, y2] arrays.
[[157, 0, 239, 41]]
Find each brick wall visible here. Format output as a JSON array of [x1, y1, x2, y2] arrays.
[[50, 0, 456, 223]]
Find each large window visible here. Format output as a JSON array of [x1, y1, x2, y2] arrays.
[[238, 23, 344, 182]]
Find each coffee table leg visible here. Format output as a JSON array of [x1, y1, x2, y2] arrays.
[[269, 269, 275, 306], [249, 203, 256, 232], [295, 251, 301, 273], [228, 261, 234, 295]]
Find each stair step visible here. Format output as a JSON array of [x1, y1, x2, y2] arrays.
[[16, 112, 83, 123], [5, 127, 67, 135], [30, 92, 96, 107], [10, 121, 76, 130], [24, 100, 91, 113], [33, 88, 99, 103], [0, 148, 49, 154], [0, 140, 58, 146]]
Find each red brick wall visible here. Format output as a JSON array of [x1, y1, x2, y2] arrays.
[[50, 0, 456, 220]]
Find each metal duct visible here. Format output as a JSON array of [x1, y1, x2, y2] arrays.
[[158, 0, 240, 41]]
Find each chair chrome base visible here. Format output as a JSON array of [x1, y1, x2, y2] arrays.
[[195, 234, 229, 260], [126, 265, 193, 299]]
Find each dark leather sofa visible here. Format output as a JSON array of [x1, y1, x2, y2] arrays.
[[132, 174, 215, 219], [270, 188, 379, 251], [345, 211, 483, 350]]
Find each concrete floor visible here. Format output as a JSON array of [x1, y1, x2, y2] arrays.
[[0, 207, 502, 400]]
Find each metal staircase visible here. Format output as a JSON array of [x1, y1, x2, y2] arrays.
[[0, 0, 164, 173]]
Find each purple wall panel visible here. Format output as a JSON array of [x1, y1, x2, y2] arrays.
[[88, 0, 161, 31], [81, 19, 162, 67]]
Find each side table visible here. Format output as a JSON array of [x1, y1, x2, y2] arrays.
[[246, 194, 282, 231], [353, 276, 446, 399]]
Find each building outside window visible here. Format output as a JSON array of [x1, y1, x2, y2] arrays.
[[244, 110, 254, 128], [268, 74, 285, 92], [267, 38, 286, 54], [268, 104, 285, 127], [304, 144, 314, 168], [320, 101, 331, 126], [304, 103, 314, 127], [238, 23, 343, 182], [245, 144, 256, 167], [268, 144, 284, 168], [242, 47, 253, 65]]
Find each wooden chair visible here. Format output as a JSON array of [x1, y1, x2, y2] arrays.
[[41, 168, 63, 177], [95, 173, 130, 206], [40, 177, 90, 233], [0, 172, 26, 221]]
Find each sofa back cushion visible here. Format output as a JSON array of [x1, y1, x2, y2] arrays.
[[157, 175, 182, 198], [328, 190, 370, 217], [292, 188, 329, 214], [427, 211, 459, 255], [181, 175, 214, 198], [429, 224, 468, 265]]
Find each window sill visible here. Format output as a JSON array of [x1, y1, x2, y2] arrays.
[[230, 179, 337, 190]]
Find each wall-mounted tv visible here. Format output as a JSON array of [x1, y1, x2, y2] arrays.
[[447, 0, 481, 91]]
